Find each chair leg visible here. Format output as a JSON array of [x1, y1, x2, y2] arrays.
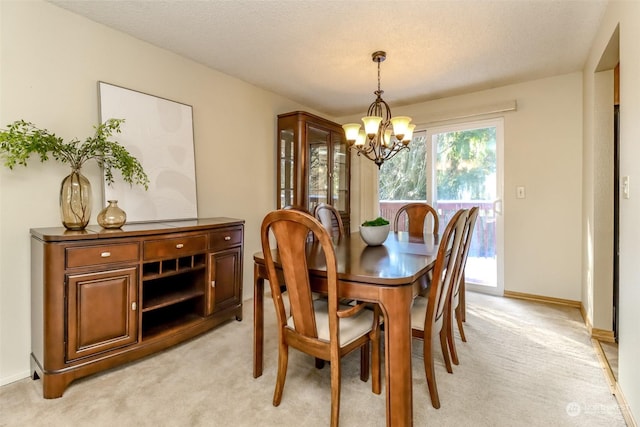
[[273, 341, 289, 406], [456, 304, 467, 342], [315, 358, 326, 369], [440, 328, 453, 374], [447, 306, 459, 366], [360, 342, 370, 382], [423, 337, 441, 409], [330, 354, 341, 427], [371, 331, 381, 395], [368, 304, 381, 394], [460, 276, 467, 322]]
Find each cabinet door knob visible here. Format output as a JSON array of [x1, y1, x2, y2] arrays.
[[101, 252, 111, 258], [224, 236, 231, 241], [211, 280, 216, 288], [176, 243, 184, 249], [131, 302, 137, 311]]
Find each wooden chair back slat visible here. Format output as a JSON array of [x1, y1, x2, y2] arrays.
[[427, 209, 467, 334], [394, 202, 440, 237], [269, 219, 319, 337]]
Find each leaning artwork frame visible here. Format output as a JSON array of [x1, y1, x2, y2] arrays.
[[98, 81, 198, 222]]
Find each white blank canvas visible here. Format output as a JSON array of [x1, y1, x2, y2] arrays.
[[98, 82, 198, 222]]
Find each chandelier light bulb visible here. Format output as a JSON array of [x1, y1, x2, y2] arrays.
[[342, 123, 361, 144], [390, 116, 412, 141], [383, 129, 393, 147], [362, 116, 382, 137], [403, 124, 416, 143]]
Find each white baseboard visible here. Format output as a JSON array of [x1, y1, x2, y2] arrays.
[[0, 370, 30, 387], [615, 383, 638, 427]]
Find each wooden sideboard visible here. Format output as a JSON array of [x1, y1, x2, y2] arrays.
[[30, 217, 244, 398]]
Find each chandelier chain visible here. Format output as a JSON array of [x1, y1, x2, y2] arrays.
[[377, 59, 381, 94]]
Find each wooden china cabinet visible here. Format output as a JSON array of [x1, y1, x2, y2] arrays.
[[30, 218, 243, 398], [277, 111, 350, 230]]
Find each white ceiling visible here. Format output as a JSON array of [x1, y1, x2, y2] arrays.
[[49, 0, 608, 117]]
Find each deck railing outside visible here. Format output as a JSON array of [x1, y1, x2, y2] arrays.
[[379, 200, 496, 258]]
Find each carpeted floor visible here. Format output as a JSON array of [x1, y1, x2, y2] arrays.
[[0, 292, 625, 426]]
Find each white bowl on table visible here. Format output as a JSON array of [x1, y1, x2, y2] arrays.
[[359, 224, 390, 246]]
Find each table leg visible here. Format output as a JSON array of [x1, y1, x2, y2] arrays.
[[253, 262, 264, 378], [379, 285, 414, 426]]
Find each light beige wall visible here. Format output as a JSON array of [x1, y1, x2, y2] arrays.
[[584, 0, 640, 421], [0, 0, 320, 384], [343, 72, 584, 301]]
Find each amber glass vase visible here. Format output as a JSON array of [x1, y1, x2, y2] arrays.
[[59, 169, 91, 230], [97, 200, 127, 229]]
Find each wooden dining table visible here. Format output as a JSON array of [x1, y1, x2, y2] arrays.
[[253, 231, 441, 426]]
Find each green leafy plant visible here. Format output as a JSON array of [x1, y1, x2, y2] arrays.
[[361, 217, 390, 227], [0, 118, 149, 189]]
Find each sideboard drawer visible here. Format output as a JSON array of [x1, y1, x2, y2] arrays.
[[210, 227, 243, 251], [143, 235, 207, 260], [66, 243, 139, 269]]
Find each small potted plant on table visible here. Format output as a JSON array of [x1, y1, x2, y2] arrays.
[[359, 216, 390, 246]]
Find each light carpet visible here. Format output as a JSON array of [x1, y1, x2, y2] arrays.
[[0, 292, 625, 426]]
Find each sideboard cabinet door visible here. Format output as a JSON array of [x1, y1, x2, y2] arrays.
[[66, 267, 138, 361], [208, 246, 242, 316]]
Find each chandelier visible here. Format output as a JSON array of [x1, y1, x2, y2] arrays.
[[342, 51, 414, 169]]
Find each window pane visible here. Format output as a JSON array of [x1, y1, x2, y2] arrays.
[[435, 128, 496, 201], [378, 130, 427, 201], [308, 127, 329, 211]]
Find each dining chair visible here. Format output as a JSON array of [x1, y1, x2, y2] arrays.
[[393, 202, 440, 237], [260, 209, 381, 426], [446, 206, 480, 366], [313, 203, 355, 307], [410, 208, 468, 409], [313, 203, 345, 239]]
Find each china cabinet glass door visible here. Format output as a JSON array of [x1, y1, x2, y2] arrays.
[[279, 129, 295, 208], [332, 132, 348, 213], [307, 126, 330, 212], [276, 111, 350, 229]]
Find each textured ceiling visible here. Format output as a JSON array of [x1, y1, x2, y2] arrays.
[[49, 0, 608, 117]]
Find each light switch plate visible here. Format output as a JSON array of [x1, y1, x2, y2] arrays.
[[516, 186, 526, 199], [623, 176, 630, 199]]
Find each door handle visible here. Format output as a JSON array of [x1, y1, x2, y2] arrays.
[[493, 198, 503, 215]]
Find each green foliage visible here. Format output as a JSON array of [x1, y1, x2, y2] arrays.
[[435, 128, 495, 200], [361, 217, 390, 227], [0, 118, 149, 189], [379, 133, 427, 200], [379, 128, 496, 201]]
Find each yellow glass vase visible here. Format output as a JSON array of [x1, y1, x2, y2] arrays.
[[59, 169, 91, 230]]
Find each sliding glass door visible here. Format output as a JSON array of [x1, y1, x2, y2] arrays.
[[379, 118, 504, 295], [427, 119, 503, 294]]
